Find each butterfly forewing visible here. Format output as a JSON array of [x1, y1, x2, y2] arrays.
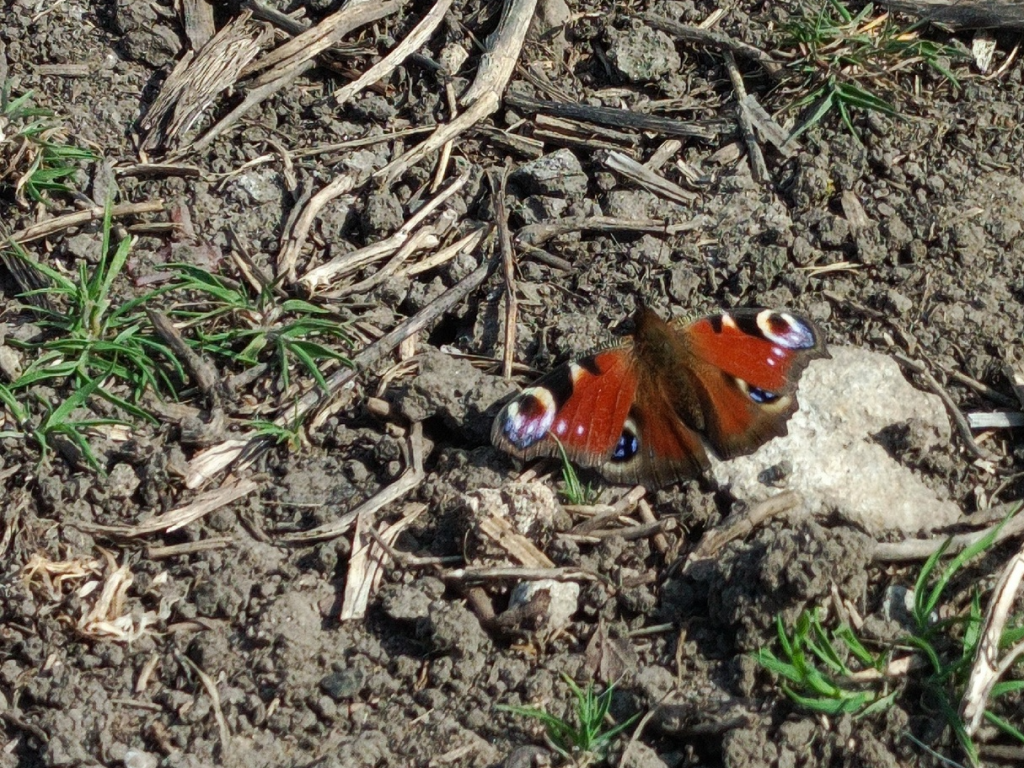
[[491, 348, 637, 467], [678, 309, 827, 458]]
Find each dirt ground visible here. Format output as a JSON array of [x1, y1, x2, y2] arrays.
[[2, 1, 1024, 767]]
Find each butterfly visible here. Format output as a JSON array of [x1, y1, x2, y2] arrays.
[[491, 305, 828, 487]]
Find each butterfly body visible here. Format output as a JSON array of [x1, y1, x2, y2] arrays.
[[492, 306, 828, 487]]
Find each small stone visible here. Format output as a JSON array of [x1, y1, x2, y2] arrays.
[[510, 148, 588, 198], [508, 579, 580, 631], [607, 23, 681, 83], [123, 749, 158, 768], [0, 345, 23, 382], [711, 347, 959, 534], [320, 668, 365, 701], [107, 463, 140, 499]]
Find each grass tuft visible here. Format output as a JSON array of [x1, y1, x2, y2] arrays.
[[499, 673, 639, 762], [552, 437, 599, 506], [1, 83, 96, 205], [776, 0, 964, 142], [755, 507, 1024, 766]]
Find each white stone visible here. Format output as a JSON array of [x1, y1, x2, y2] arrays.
[[509, 579, 580, 631], [711, 346, 960, 534]]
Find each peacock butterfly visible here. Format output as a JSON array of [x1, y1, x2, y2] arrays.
[[491, 305, 828, 487]]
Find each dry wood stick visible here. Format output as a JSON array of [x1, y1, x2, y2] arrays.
[[516, 214, 702, 248], [246, 0, 409, 85], [504, 91, 720, 140], [875, 0, 1024, 30], [894, 353, 1003, 465], [378, 93, 501, 184], [280, 424, 426, 544], [961, 540, 1024, 735], [722, 51, 768, 185], [459, 0, 538, 107], [442, 566, 601, 583], [297, 169, 469, 290], [333, 0, 455, 107], [146, 309, 222, 403], [139, 12, 266, 152], [871, 502, 1024, 562], [602, 150, 697, 204], [73, 478, 258, 537], [398, 225, 489, 277], [187, 61, 314, 154], [640, 13, 782, 77], [685, 491, 801, 566], [278, 171, 364, 283], [377, 0, 538, 184], [491, 169, 517, 380], [177, 654, 231, 754], [8, 201, 167, 244], [181, 0, 217, 50], [334, 214, 451, 297]]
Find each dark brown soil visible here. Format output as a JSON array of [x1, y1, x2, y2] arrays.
[[2, 2, 1024, 768]]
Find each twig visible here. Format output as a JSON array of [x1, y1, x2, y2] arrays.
[[871, 501, 1024, 562], [138, 12, 265, 152], [8, 201, 167, 244], [504, 91, 720, 140], [722, 51, 768, 185], [1004, 354, 1024, 409], [477, 513, 555, 568], [380, 92, 501, 185], [279, 424, 426, 544], [894, 353, 1003, 465], [967, 412, 1024, 429], [570, 518, 676, 541], [491, 168, 517, 380], [72, 478, 258, 537], [146, 308, 223, 404], [298, 170, 470, 291], [459, 0, 537, 106], [396, 225, 489, 277], [442, 566, 601, 583], [533, 114, 640, 156], [1, 711, 49, 744], [961, 539, 1024, 735], [874, 0, 1024, 30], [177, 653, 231, 755], [516, 214, 702, 247], [377, 0, 538, 184], [146, 538, 234, 559], [277, 169, 364, 284], [640, 13, 782, 77], [602, 150, 697, 204], [332, 0, 455, 108], [332, 214, 450, 298], [246, 0, 408, 86], [637, 498, 671, 555], [181, 0, 217, 50], [684, 491, 801, 566], [341, 501, 426, 620]]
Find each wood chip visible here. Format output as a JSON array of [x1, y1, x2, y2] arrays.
[[602, 150, 698, 205]]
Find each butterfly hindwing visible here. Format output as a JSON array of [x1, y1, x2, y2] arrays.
[[678, 309, 827, 458], [491, 348, 637, 468]]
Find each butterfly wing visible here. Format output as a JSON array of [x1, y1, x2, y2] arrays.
[[676, 309, 827, 458], [492, 344, 711, 485], [491, 348, 637, 468], [594, 383, 710, 486]]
